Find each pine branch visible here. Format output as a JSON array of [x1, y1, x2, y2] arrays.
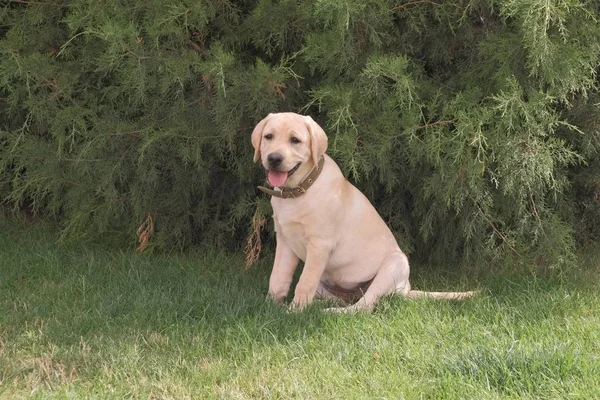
[[21, 156, 103, 162], [1, 0, 596, 262], [6, 0, 70, 7]]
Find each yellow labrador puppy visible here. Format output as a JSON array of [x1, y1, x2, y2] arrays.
[[252, 112, 476, 312]]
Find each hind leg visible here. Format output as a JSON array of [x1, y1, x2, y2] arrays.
[[327, 252, 410, 313]]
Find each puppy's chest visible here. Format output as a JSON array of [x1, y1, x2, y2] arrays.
[[272, 205, 310, 261]]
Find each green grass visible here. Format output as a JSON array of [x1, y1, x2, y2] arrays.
[[1, 220, 599, 399]]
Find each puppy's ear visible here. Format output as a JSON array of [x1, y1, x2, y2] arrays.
[[304, 115, 328, 166], [251, 114, 272, 163]]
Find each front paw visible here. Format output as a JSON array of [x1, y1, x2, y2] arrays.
[[267, 285, 290, 304], [267, 292, 285, 306], [285, 306, 301, 314], [287, 300, 308, 313], [289, 292, 313, 312]]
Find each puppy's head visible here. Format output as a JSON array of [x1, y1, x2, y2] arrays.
[[251, 113, 328, 188]]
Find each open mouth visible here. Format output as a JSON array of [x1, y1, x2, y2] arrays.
[[266, 162, 301, 187]]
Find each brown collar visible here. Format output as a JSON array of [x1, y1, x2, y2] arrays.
[[257, 156, 325, 199]]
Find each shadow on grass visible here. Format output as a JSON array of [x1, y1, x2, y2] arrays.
[[0, 220, 332, 362]]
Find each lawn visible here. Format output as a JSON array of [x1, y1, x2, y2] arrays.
[[1, 220, 599, 399]]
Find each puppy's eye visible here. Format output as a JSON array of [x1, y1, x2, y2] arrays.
[[264, 134, 273, 140], [290, 137, 301, 144]]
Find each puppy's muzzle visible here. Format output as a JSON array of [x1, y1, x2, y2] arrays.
[[267, 152, 284, 168]]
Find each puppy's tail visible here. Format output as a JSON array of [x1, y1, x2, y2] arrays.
[[406, 290, 478, 300]]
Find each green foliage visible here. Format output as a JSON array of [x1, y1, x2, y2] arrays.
[[1, 0, 600, 267]]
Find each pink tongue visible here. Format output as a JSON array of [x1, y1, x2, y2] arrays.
[[268, 170, 288, 187]]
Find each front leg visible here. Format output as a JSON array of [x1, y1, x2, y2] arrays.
[[268, 233, 300, 303], [291, 242, 330, 310]]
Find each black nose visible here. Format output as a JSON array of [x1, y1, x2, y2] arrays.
[[267, 152, 283, 167]]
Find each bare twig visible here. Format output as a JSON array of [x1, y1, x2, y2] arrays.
[[136, 214, 155, 252], [529, 193, 548, 241], [188, 40, 208, 56], [391, 0, 440, 12], [472, 198, 521, 257], [244, 207, 266, 268], [415, 119, 455, 130]]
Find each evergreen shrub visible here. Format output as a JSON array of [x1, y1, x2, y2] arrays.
[[1, 0, 600, 267]]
